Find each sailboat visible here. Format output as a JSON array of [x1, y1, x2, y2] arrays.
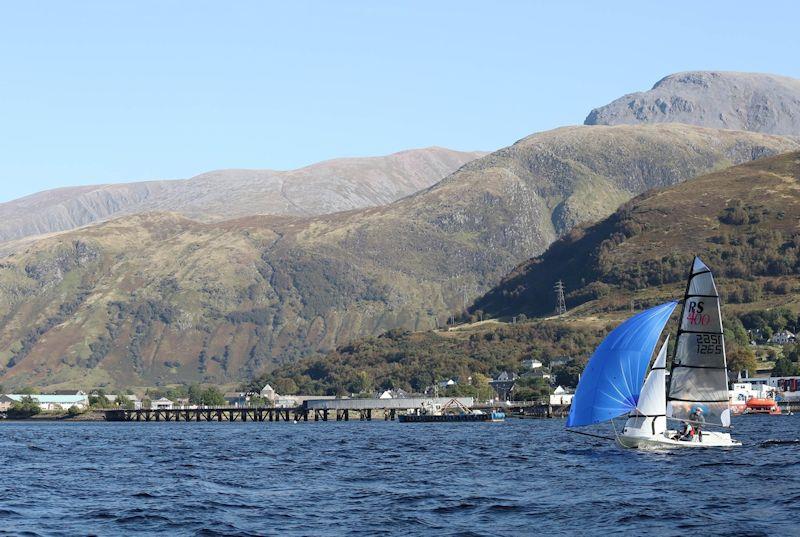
[[566, 257, 741, 448]]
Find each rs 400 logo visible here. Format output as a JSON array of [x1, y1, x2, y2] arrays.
[[686, 301, 710, 326]]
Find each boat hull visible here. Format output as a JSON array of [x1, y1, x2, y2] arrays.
[[618, 429, 741, 449]]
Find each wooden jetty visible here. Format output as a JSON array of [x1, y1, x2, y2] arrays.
[[103, 397, 483, 423]]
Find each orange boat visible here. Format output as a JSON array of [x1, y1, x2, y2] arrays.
[[744, 398, 781, 415]]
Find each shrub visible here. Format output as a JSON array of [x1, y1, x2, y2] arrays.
[[8, 396, 41, 418], [67, 405, 81, 417]]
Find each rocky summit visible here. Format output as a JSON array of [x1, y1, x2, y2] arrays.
[[585, 71, 800, 136]]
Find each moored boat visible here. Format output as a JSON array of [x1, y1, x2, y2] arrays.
[[744, 398, 781, 415]]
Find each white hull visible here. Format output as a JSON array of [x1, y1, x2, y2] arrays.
[[618, 429, 741, 449]]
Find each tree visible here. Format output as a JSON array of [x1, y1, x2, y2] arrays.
[[89, 392, 110, 408], [8, 396, 41, 418], [273, 378, 299, 395], [67, 405, 82, 417], [772, 357, 798, 377], [188, 384, 204, 405], [727, 346, 758, 376], [200, 387, 226, 406]]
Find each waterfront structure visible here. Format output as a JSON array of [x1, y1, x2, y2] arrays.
[[490, 371, 517, 401], [377, 389, 409, 399], [260, 384, 278, 403], [224, 392, 250, 407], [549, 386, 573, 405], [151, 397, 174, 410], [0, 394, 89, 411]]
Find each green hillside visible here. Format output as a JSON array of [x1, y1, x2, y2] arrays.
[[0, 127, 796, 389]]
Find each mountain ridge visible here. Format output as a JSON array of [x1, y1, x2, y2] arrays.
[[0, 147, 485, 245]]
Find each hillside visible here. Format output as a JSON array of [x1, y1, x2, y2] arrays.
[[586, 71, 800, 136], [0, 125, 796, 389], [0, 147, 484, 245], [476, 151, 800, 318]]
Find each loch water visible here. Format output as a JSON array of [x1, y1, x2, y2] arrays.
[[0, 415, 798, 536]]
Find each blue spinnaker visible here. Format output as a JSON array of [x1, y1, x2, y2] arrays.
[[566, 301, 678, 427]]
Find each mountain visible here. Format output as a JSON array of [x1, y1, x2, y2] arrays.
[[0, 125, 796, 389], [0, 147, 484, 245], [585, 71, 800, 136], [476, 151, 800, 318]]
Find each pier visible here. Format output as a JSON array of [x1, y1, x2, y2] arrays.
[[102, 397, 571, 422]]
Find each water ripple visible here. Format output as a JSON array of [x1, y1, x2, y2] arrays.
[[0, 416, 798, 535]]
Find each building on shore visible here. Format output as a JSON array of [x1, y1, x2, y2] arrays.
[[490, 371, 518, 401], [150, 397, 174, 410], [549, 386, 574, 405], [0, 394, 89, 411]]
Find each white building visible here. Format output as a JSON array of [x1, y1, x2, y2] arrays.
[[769, 330, 796, 345], [376, 389, 409, 399], [549, 386, 573, 405], [151, 397, 174, 410], [522, 359, 543, 370], [260, 384, 278, 402], [1, 394, 89, 411], [437, 379, 457, 389]]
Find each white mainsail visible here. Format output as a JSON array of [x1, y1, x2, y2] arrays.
[[667, 257, 732, 426]]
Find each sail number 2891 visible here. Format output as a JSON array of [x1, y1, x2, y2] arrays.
[[695, 334, 722, 354]]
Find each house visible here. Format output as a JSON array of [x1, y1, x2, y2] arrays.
[[549, 385, 573, 405], [1, 394, 89, 411], [437, 379, 457, 389], [224, 392, 249, 407], [549, 357, 570, 367], [529, 368, 552, 381], [490, 371, 518, 401], [0, 395, 14, 412], [769, 330, 796, 345], [106, 394, 141, 409], [376, 388, 410, 399], [522, 359, 543, 370], [151, 397, 174, 410], [260, 384, 278, 402]]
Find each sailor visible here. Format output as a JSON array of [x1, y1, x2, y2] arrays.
[[675, 420, 694, 441], [690, 407, 705, 442]]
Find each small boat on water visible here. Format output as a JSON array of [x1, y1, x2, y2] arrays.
[[567, 257, 741, 449], [398, 398, 505, 423], [744, 398, 781, 415]]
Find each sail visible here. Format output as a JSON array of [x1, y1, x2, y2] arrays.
[[636, 335, 668, 416], [566, 301, 678, 427], [667, 257, 732, 426], [632, 336, 669, 435]]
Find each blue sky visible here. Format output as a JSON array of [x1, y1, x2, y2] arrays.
[[1, 1, 798, 202]]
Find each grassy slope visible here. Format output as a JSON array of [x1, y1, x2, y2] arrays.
[[476, 151, 800, 317]]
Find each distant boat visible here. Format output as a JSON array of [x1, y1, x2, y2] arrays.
[[567, 257, 741, 448], [398, 398, 505, 423]]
